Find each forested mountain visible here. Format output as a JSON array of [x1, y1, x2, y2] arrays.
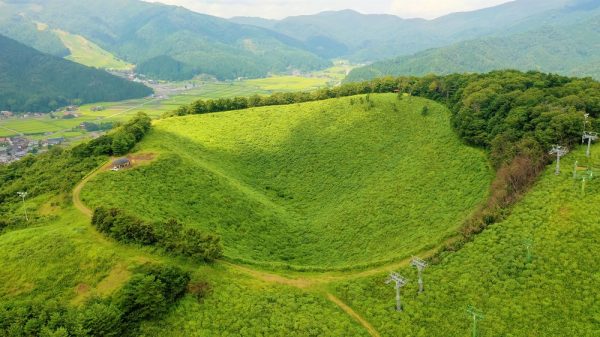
[[231, 0, 576, 61], [0, 0, 330, 81], [345, 13, 600, 82], [0, 34, 152, 113]]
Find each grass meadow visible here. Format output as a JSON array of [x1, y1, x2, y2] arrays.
[[331, 145, 600, 336], [81, 94, 492, 270]]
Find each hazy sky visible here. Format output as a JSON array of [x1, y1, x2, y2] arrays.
[[145, 0, 513, 19]]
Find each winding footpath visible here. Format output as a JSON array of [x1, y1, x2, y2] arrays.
[[73, 161, 445, 337]]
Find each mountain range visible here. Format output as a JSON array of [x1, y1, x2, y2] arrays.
[[231, 0, 576, 61], [345, 1, 600, 81], [0, 0, 330, 81], [0, 0, 598, 83]]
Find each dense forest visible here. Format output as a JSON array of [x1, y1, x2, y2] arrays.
[[345, 13, 600, 82], [0, 35, 152, 113]]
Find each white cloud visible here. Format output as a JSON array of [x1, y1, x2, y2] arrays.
[[144, 0, 512, 19]]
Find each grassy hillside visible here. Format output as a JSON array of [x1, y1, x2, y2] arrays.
[[54, 29, 133, 70], [0, 34, 151, 113], [0, 207, 368, 336], [80, 94, 492, 270], [346, 14, 600, 82], [332, 144, 600, 336]]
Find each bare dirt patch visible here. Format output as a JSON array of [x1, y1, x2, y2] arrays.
[[128, 152, 156, 167]]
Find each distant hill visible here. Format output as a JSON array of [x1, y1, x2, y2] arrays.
[[231, 0, 575, 61], [0, 34, 152, 113], [345, 14, 600, 82], [0, 8, 69, 57], [0, 0, 330, 81]]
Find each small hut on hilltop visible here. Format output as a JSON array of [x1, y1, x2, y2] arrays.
[[112, 157, 131, 169]]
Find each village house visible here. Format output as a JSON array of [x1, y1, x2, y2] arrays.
[[44, 137, 65, 147]]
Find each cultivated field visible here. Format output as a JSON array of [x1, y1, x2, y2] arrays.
[[80, 94, 492, 270]]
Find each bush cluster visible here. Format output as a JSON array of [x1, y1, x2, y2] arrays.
[[0, 265, 194, 337], [92, 207, 223, 262], [72, 112, 151, 157]]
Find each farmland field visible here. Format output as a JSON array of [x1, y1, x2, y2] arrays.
[[331, 145, 600, 336], [80, 94, 492, 270]]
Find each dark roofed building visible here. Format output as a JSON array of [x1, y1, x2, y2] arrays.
[[112, 157, 131, 169]]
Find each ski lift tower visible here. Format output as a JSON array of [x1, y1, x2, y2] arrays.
[[17, 191, 28, 222], [411, 257, 428, 294], [549, 145, 568, 175], [582, 132, 598, 158], [582, 113, 598, 158], [385, 272, 408, 312], [467, 305, 485, 337], [572, 160, 595, 195]]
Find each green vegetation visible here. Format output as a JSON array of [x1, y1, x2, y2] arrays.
[[246, 76, 329, 91], [0, 113, 151, 222], [0, 34, 151, 113], [0, 0, 330, 81], [81, 94, 491, 269], [54, 29, 133, 70], [345, 14, 600, 82], [332, 145, 600, 336], [92, 208, 223, 262], [2, 70, 599, 336], [0, 72, 344, 139], [0, 7, 69, 57], [138, 271, 370, 337], [0, 260, 192, 337]]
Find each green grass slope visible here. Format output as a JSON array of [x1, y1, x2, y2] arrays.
[[138, 270, 369, 337], [0, 207, 368, 336], [54, 29, 133, 70], [332, 145, 600, 336], [81, 94, 492, 270]]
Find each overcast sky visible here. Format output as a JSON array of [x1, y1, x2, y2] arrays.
[[145, 0, 513, 19]]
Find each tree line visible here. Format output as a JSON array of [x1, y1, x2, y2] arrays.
[[73, 112, 152, 157], [92, 207, 223, 262]]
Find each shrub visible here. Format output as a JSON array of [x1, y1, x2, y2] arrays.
[[92, 208, 223, 262]]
